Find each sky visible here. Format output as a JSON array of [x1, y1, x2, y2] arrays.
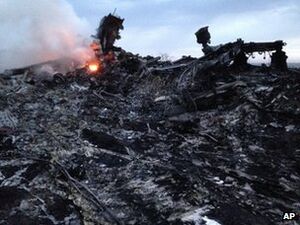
[[69, 0, 300, 62]]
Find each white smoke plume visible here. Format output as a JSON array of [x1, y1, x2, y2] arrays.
[[0, 0, 94, 72]]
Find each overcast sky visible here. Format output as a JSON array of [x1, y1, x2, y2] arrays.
[[69, 0, 300, 62]]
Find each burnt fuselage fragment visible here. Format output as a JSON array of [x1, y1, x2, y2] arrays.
[[195, 26, 288, 70]]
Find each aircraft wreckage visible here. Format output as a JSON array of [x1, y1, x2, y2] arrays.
[[0, 14, 299, 225]]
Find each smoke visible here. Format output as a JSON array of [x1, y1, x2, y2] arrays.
[[0, 0, 94, 72]]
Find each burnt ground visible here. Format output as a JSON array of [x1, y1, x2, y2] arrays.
[[0, 52, 300, 225]]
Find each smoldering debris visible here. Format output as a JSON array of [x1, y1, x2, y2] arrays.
[[0, 17, 300, 225], [0, 47, 299, 225]]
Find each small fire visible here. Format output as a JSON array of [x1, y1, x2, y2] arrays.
[[88, 62, 99, 72], [86, 59, 102, 74], [85, 40, 117, 75]]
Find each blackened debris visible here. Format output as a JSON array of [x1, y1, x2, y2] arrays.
[[96, 13, 124, 53], [195, 26, 288, 70], [0, 25, 299, 225]]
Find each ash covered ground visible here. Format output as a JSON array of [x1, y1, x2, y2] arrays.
[[0, 51, 300, 225]]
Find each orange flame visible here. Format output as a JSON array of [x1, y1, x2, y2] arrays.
[[86, 59, 102, 74], [88, 63, 99, 72]]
